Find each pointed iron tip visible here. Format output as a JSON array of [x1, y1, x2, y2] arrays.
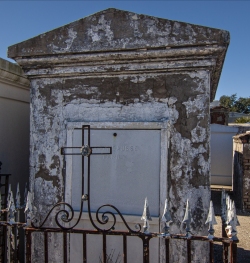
[[161, 198, 172, 224], [205, 200, 217, 225], [182, 199, 191, 224], [141, 197, 152, 221]]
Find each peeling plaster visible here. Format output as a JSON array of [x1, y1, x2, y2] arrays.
[[88, 15, 114, 42]]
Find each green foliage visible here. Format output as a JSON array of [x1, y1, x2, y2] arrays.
[[219, 94, 250, 114], [235, 116, 250, 123]]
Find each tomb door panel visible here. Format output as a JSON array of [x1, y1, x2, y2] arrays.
[[71, 128, 161, 217]]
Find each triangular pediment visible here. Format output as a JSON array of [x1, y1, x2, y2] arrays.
[[8, 8, 229, 58]]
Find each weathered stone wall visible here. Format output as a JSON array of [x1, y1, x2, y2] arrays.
[[233, 133, 250, 211], [243, 142, 250, 211], [8, 8, 229, 262], [29, 71, 211, 262]]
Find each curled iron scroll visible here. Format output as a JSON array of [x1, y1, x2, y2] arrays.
[[89, 204, 142, 233], [32, 200, 85, 230]]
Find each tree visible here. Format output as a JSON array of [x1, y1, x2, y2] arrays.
[[219, 94, 250, 114], [235, 116, 250, 123]]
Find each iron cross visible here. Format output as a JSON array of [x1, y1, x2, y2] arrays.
[[61, 125, 112, 198]]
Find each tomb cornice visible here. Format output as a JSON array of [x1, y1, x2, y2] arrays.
[[14, 45, 225, 100], [19, 58, 216, 77], [14, 45, 225, 67]]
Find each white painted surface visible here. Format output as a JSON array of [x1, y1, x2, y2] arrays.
[[0, 58, 30, 193], [72, 128, 161, 216], [211, 124, 238, 186], [70, 213, 159, 263]]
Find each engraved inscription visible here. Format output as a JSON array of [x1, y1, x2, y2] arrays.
[[102, 145, 139, 159], [114, 145, 139, 151]]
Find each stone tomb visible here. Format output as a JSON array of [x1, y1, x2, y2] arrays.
[[8, 8, 229, 262]]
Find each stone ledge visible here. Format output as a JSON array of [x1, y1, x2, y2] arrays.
[[0, 58, 30, 89], [0, 57, 23, 75]]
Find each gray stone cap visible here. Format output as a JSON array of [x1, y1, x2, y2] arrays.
[[8, 8, 230, 58], [0, 57, 25, 77], [0, 57, 29, 88]]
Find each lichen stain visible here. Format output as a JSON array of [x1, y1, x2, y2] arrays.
[[191, 122, 206, 143], [87, 15, 114, 43], [49, 155, 60, 170], [37, 80, 64, 108], [61, 76, 170, 104], [35, 165, 59, 188], [191, 196, 204, 231]]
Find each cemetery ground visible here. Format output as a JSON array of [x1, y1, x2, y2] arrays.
[[212, 190, 250, 262]]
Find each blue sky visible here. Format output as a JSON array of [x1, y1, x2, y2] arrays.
[[1, 1, 249, 100]]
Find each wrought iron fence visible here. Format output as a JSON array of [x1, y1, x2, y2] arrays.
[[0, 171, 11, 262], [0, 186, 239, 263]]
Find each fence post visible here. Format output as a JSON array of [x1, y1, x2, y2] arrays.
[[25, 230, 31, 263], [165, 239, 170, 263], [209, 242, 214, 263], [230, 242, 237, 263], [187, 239, 191, 263], [142, 236, 150, 263]]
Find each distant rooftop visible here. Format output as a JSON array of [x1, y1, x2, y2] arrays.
[[0, 57, 25, 77], [210, 100, 220, 108]]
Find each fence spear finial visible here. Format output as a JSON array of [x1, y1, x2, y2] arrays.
[[8, 190, 16, 224], [23, 182, 28, 208], [225, 200, 239, 241], [141, 197, 152, 234], [205, 200, 217, 240], [159, 199, 172, 238], [16, 183, 21, 210], [221, 189, 226, 222], [182, 199, 192, 238], [7, 184, 11, 207], [24, 191, 33, 227]]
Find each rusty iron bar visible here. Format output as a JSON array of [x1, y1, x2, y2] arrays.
[[165, 238, 170, 263], [102, 233, 107, 263], [63, 232, 67, 263], [141, 236, 151, 263], [13, 225, 18, 263], [83, 233, 87, 263], [25, 230, 32, 263], [24, 226, 237, 243], [0, 174, 11, 263], [209, 241, 214, 263], [230, 242, 237, 263], [187, 239, 191, 263], [123, 234, 127, 263], [223, 241, 229, 263], [82, 125, 85, 203], [44, 232, 48, 263]]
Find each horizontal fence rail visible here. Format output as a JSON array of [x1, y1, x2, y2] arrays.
[[0, 185, 239, 263]]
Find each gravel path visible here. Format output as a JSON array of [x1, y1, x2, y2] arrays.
[[213, 215, 250, 262], [212, 190, 250, 262]]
